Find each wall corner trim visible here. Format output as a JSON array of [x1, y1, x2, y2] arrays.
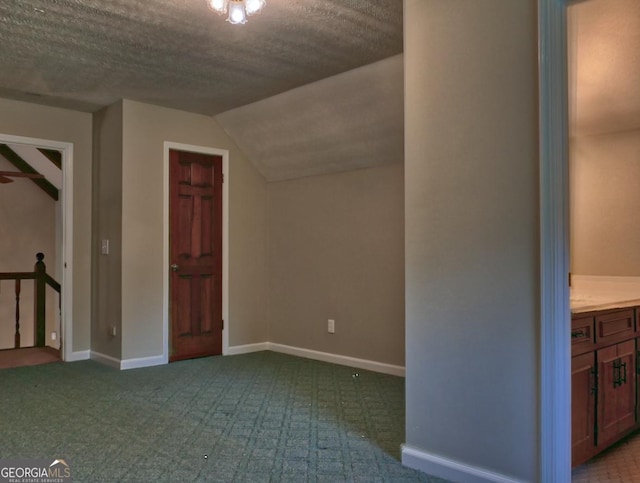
[[226, 342, 405, 376], [86, 343, 403, 376], [65, 350, 90, 362], [226, 342, 270, 355], [120, 354, 167, 370], [268, 342, 405, 377], [89, 351, 167, 370], [90, 351, 121, 369], [401, 445, 527, 483], [538, 0, 572, 480]]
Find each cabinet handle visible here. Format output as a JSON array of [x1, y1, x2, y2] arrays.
[[613, 359, 621, 388], [571, 330, 585, 339], [613, 359, 628, 387]]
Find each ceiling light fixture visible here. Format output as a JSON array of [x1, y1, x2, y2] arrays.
[[208, 0, 266, 25]]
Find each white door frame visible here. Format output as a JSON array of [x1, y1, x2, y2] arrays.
[[0, 133, 74, 362], [539, 0, 571, 480], [163, 142, 230, 363]]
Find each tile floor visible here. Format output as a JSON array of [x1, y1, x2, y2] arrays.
[[572, 431, 640, 482]]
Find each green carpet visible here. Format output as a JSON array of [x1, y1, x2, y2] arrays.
[[0, 351, 448, 482]]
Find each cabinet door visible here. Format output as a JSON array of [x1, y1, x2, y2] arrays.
[[616, 340, 636, 434], [572, 352, 596, 467], [597, 340, 637, 448]]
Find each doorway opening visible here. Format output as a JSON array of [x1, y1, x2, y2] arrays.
[[568, 0, 640, 479], [0, 133, 73, 364]]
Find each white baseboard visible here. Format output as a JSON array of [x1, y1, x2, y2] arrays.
[[90, 350, 120, 369], [75, 342, 404, 378], [268, 343, 405, 377], [65, 350, 90, 362], [401, 445, 526, 483], [120, 354, 167, 370], [226, 342, 270, 355]]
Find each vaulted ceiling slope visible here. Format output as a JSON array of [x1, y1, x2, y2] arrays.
[[0, 0, 403, 116], [216, 54, 403, 181]]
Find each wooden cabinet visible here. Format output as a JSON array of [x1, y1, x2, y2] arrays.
[[572, 315, 595, 356], [595, 309, 635, 347], [572, 352, 596, 467], [571, 308, 638, 467], [597, 339, 636, 448]]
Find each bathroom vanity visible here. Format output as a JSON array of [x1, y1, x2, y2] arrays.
[[571, 300, 640, 467]]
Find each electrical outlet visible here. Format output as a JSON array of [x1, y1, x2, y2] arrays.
[[51, 331, 57, 341], [328, 319, 335, 334], [101, 239, 110, 255], [111, 326, 117, 337]]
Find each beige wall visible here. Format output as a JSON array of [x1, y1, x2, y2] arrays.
[[267, 163, 405, 366], [0, 155, 57, 350], [120, 100, 267, 360], [571, 129, 640, 275], [404, 1, 538, 481], [0, 98, 92, 354], [91, 102, 123, 358]]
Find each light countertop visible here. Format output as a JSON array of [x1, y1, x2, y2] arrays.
[[571, 292, 640, 314]]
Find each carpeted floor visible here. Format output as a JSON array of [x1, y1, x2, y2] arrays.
[[0, 351, 449, 482]]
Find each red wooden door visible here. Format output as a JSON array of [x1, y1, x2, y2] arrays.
[[169, 149, 222, 361]]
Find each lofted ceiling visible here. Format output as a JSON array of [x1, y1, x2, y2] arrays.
[[1, 1, 638, 180], [216, 54, 403, 181], [0, 0, 404, 180]]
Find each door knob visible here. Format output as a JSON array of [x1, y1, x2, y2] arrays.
[[170, 264, 179, 272]]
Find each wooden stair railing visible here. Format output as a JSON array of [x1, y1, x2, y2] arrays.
[[0, 253, 61, 350]]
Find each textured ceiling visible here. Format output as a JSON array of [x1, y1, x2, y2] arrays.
[[569, 0, 640, 136], [216, 54, 403, 181], [0, 0, 403, 116], [4, 1, 637, 181]]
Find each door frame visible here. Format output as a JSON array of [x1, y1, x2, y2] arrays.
[[539, 0, 571, 480], [163, 142, 229, 363], [0, 132, 74, 362]]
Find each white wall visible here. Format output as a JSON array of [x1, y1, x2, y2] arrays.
[[267, 163, 405, 366], [404, 1, 539, 481], [91, 102, 124, 358], [571, 129, 640, 275]]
